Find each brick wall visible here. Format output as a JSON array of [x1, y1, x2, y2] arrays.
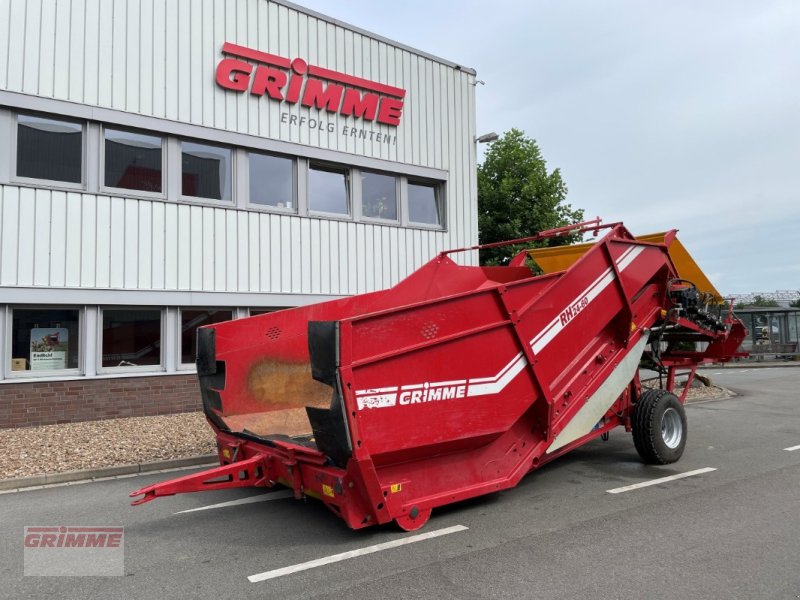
[[0, 374, 201, 428]]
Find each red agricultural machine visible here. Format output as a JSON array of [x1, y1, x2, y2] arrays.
[[131, 220, 746, 530]]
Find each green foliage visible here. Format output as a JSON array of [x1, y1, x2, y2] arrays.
[[790, 298, 800, 308], [477, 129, 584, 266], [737, 295, 781, 308]]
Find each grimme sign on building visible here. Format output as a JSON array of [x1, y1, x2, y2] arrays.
[[215, 42, 405, 143]]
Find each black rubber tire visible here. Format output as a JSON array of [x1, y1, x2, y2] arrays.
[[632, 389, 687, 464]]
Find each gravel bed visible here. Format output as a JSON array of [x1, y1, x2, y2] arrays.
[[0, 412, 216, 480]]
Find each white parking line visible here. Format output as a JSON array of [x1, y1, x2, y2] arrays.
[[606, 467, 717, 494], [248, 524, 468, 583], [175, 490, 294, 514], [784, 444, 800, 452]]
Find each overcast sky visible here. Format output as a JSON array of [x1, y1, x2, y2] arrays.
[[298, 0, 799, 294]]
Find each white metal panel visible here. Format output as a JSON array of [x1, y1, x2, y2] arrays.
[[0, 186, 18, 285], [164, 203, 179, 289], [151, 201, 165, 289], [183, 204, 199, 291], [37, 0, 56, 98], [289, 217, 301, 293], [224, 209, 237, 291], [95, 195, 111, 288], [247, 211, 260, 292], [80, 194, 97, 287], [68, 0, 86, 103], [15, 187, 34, 285], [237, 210, 250, 292], [213, 207, 226, 291], [300, 218, 311, 293], [123, 199, 139, 288], [108, 196, 125, 288], [0, 1, 8, 89], [97, 0, 114, 108], [21, 0, 40, 95], [279, 215, 290, 291], [137, 200, 152, 289], [49, 191, 67, 287], [83, 0, 101, 105], [32, 189, 50, 285], [309, 219, 320, 294]]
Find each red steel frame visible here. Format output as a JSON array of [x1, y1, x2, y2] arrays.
[[131, 221, 746, 530]]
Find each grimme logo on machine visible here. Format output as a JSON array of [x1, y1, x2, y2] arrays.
[[215, 42, 405, 127]]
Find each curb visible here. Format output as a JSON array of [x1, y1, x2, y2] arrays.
[[0, 454, 217, 492]]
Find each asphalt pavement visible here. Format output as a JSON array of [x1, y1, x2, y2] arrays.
[[1, 367, 799, 600]]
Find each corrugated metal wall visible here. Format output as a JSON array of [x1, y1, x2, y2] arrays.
[[0, 0, 477, 298], [0, 185, 448, 295]]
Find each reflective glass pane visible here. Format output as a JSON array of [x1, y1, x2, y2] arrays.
[[10, 308, 80, 372], [105, 128, 163, 192], [408, 181, 440, 225], [361, 171, 397, 220], [17, 115, 82, 183], [249, 153, 294, 209], [181, 309, 233, 364], [309, 165, 349, 215], [102, 309, 162, 368], [182, 141, 231, 201]]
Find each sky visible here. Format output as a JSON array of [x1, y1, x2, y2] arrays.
[[298, 0, 799, 294]]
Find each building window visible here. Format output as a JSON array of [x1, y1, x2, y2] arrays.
[[9, 308, 81, 373], [408, 180, 441, 226], [104, 128, 163, 193], [361, 171, 397, 221], [309, 163, 349, 216], [101, 308, 162, 368], [249, 308, 287, 316], [249, 152, 295, 210], [181, 141, 232, 201], [180, 309, 233, 364], [16, 114, 83, 184]]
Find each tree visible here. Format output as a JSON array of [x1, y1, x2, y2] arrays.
[[736, 295, 780, 309], [478, 129, 583, 266], [790, 297, 800, 308]]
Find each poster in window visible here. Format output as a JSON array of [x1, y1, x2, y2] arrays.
[[30, 328, 69, 370]]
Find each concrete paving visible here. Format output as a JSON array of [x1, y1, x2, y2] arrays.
[[1, 367, 798, 599]]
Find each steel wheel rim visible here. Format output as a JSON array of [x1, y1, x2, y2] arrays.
[[661, 407, 683, 449]]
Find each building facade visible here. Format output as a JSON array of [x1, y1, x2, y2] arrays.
[[0, 0, 478, 427]]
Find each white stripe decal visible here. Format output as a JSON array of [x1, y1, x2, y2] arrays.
[[355, 243, 647, 405], [606, 467, 717, 494], [355, 386, 398, 396], [357, 393, 398, 410], [247, 525, 469, 582], [467, 353, 527, 396]]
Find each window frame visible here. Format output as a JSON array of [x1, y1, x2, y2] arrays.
[[405, 177, 446, 229], [245, 150, 298, 214], [99, 125, 167, 200], [177, 307, 235, 369], [307, 161, 352, 219], [358, 168, 400, 225], [178, 138, 235, 206], [10, 111, 87, 191], [97, 306, 165, 375], [4, 305, 84, 379]]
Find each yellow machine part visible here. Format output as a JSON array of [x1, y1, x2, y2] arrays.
[[528, 232, 723, 303]]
